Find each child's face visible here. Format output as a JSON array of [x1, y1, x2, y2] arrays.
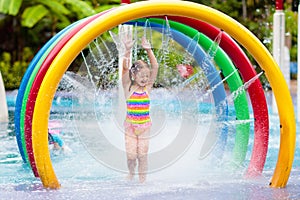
[[134, 67, 150, 87]]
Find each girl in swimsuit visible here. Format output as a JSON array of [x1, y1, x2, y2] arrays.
[[122, 35, 159, 183]]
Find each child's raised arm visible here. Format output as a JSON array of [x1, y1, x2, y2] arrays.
[[141, 37, 159, 88], [122, 34, 134, 88]]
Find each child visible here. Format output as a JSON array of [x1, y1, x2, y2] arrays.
[[122, 35, 159, 182], [48, 128, 72, 154]]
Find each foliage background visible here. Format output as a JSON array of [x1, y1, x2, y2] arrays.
[[0, 0, 298, 89]]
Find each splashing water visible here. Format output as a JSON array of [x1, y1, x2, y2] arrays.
[[225, 71, 264, 104], [2, 22, 300, 200]]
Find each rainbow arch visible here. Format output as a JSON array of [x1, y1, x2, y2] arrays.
[[14, 1, 295, 189]]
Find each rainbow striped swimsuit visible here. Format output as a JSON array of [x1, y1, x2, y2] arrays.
[[126, 90, 151, 125]]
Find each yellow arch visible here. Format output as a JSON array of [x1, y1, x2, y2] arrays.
[[32, 1, 295, 189]]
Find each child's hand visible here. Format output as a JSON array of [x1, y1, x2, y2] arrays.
[[122, 32, 135, 51], [141, 37, 151, 50]]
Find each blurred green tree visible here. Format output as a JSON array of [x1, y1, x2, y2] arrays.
[[0, 0, 120, 89]]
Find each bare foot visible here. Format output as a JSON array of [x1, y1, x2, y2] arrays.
[[126, 173, 134, 181], [139, 174, 146, 183]]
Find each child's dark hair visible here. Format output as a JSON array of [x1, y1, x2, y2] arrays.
[[129, 60, 149, 91]]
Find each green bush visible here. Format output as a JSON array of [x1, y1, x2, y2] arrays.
[[0, 47, 33, 90]]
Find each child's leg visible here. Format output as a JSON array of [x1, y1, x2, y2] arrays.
[[125, 129, 138, 179], [137, 129, 150, 183]]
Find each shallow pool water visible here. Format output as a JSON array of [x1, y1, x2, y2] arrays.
[[1, 90, 300, 200]]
